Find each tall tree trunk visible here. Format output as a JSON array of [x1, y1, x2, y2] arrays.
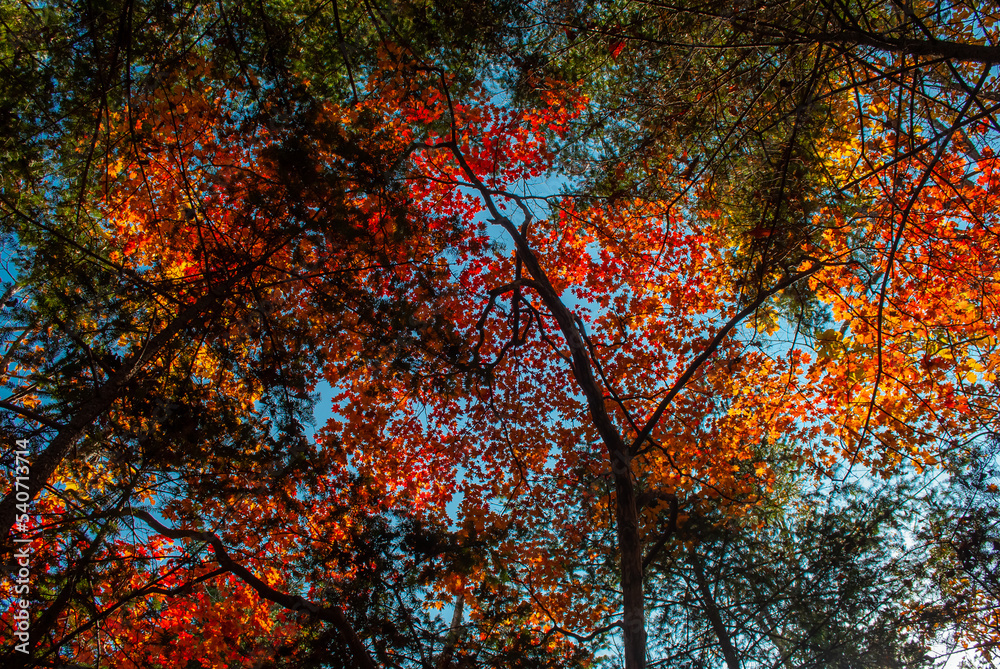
[[615, 452, 645, 669], [495, 215, 646, 668], [690, 545, 740, 669], [451, 146, 648, 668], [436, 591, 465, 669]]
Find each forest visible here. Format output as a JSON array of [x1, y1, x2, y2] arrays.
[[1, 0, 999, 667]]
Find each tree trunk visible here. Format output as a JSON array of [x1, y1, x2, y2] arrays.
[[690, 544, 740, 669], [615, 453, 645, 669], [450, 148, 648, 668]]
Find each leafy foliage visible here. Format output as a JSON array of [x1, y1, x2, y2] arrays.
[[1, 1, 999, 668]]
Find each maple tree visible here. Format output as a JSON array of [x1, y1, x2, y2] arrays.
[[2, 0, 1000, 668]]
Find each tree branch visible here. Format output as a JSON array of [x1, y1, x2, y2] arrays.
[[132, 510, 379, 669]]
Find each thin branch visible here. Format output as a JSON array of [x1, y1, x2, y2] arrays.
[[631, 264, 824, 456]]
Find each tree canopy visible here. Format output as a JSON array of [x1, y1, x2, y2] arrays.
[[1, 1, 999, 668]]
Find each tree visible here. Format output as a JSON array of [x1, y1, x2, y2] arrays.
[[3, 1, 1000, 668], [645, 467, 942, 669]]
